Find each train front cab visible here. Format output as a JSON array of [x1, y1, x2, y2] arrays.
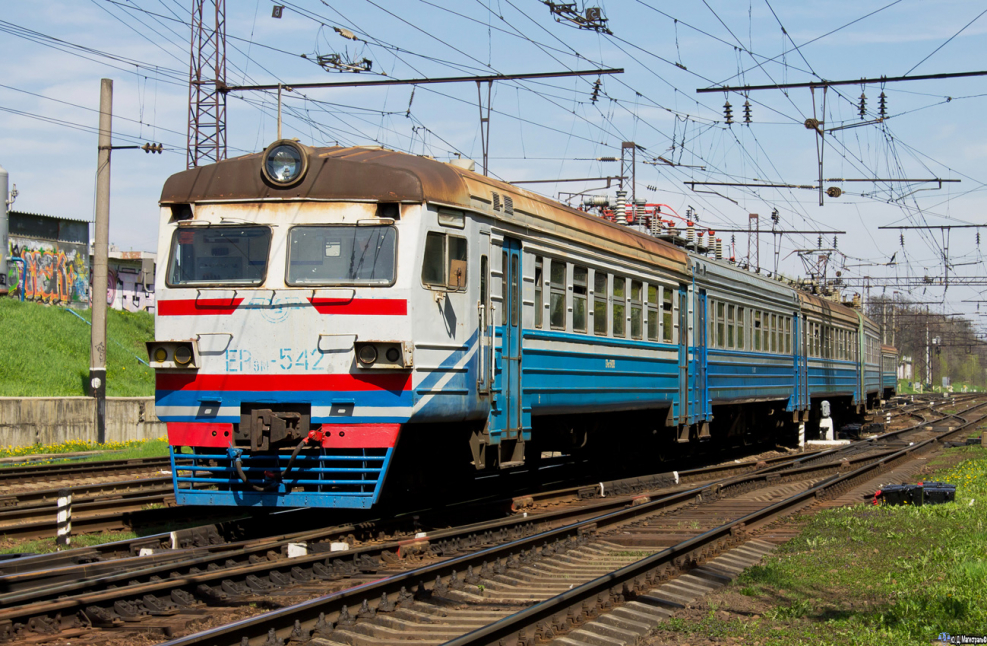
[[150, 144, 466, 509]]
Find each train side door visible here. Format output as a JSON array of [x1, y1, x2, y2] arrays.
[[696, 290, 709, 424], [799, 314, 809, 409], [500, 238, 523, 436], [791, 312, 808, 411], [677, 287, 690, 437]]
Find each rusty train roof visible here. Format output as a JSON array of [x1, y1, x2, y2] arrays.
[[796, 291, 863, 327], [161, 144, 690, 276]]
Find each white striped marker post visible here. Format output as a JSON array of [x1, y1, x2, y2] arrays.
[[56, 489, 72, 548]]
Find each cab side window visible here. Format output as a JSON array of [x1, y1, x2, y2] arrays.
[[421, 232, 467, 291]]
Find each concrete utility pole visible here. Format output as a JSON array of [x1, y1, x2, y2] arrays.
[[92, 78, 112, 444], [0, 164, 8, 296]]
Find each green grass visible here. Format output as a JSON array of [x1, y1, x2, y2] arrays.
[[0, 298, 154, 396], [654, 446, 987, 645], [0, 531, 138, 555], [0, 438, 170, 467]]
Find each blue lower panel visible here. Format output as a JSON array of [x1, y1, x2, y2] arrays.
[[806, 362, 858, 397], [520, 331, 680, 415], [170, 446, 393, 509], [707, 350, 795, 402]]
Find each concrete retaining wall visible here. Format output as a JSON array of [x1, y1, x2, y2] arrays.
[[0, 397, 165, 447]]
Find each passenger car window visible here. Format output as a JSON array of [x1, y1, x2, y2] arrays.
[[594, 272, 608, 336], [717, 302, 725, 348], [737, 307, 745, 350], [550, 260, 566, 330], [753, 311, 762, 351], [647, 284, 658, 342], [727, 304, 735, 348], [662, 288, 674, 343], [573, 266, 588, 333], [612, 277, 626, 338], [630, 280, 643, 339]]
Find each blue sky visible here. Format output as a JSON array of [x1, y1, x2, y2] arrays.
[[2, 0, 986, 318]]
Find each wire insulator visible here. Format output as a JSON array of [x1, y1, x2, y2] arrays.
[[723, 101, 733, 125], [859, 93, 867, 118], [878, 91, 887, 119], [743, 99, 752, 124]]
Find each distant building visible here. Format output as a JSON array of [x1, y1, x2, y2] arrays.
[[6, 210, 90, 307], [898, 355, 912, 381], [105, 248, 156, 313], [6, 210, 156, 312]]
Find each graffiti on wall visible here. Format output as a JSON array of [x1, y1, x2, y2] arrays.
[[7, 240, 89, 305], [108, 265, 155, 313]]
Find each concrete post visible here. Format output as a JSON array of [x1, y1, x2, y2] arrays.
[[56, 489, 72, 547], [91, 79, 112, 444]]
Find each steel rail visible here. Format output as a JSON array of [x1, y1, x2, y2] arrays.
[[0, 448, 830, 624], [0, 457, 170, 486], [147, 404, 983, 646], [442, 410, 987, 646]]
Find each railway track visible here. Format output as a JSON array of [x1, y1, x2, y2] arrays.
[[4, 398, 979, 644], [0, 452, 808, 606], [0, 398, 977, 644], [136, 400, 982, 646], [0, 456, 171, 487]]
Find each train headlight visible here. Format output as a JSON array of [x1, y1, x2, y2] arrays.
[[385, 347, 401, 363], [153, 347, 168, 363], [261, 140, 307, 187], [174, 345, 193, 365], [357, 344, 378, 365]]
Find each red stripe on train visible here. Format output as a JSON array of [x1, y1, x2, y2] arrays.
[[168, 422, 233, 447], [167, 422, 400, 449], [318, 424, 400, 448], [158, 298, 244, 316], [156, 373, 412, 392], [308, 298, 407, 315]]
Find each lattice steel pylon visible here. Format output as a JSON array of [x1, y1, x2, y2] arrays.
[[187, 0, 227, 169]]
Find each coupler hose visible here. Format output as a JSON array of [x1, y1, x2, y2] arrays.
[[232, 430, 324, 492]]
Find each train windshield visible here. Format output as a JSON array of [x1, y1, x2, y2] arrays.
[[286, 225, 397, 285], [166, 226, 271, 286]]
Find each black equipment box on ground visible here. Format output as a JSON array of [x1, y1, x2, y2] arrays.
[[873, 482, 956, 506], [920, 481, 957, 505]]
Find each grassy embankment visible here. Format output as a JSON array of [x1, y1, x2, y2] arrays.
[[0, 298, 155, 397], [0, 437, 170, 466], [652, 445, 987, 645]]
